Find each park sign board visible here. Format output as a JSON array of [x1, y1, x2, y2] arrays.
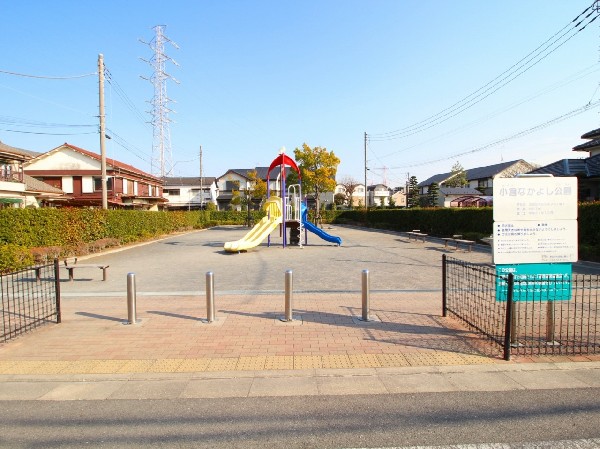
[[493, 220, 578, 264], [495, 263, 572, 302], [493, 177, 577, 222], [492, 176, 578, 265]]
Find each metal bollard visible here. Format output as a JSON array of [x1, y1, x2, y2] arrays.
[[284, 270, 293, 321], [361, 269, 370, 321], [126, 272, 137, 324], [206, 271, 215, 323]]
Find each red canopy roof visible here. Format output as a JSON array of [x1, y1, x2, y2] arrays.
[[267, 153, 300, 179]]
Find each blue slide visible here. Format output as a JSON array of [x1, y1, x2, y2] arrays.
[[301, 204, 342, 246]]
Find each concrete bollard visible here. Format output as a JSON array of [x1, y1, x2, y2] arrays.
[[126, 272, 137, 325], [361, 269, 370, 321]]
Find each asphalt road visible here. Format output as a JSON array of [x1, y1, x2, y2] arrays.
[[1, 388, 599, 448]]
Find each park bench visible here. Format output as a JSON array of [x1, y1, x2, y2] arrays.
[[407, 230, 428, 242], [442, 235, 475, 252], [63, 258, 110, 282]]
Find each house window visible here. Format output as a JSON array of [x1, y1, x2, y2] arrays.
[[164, 189, 180, 195], [225, 181, 238, 191], [93, 177, 113, 191]]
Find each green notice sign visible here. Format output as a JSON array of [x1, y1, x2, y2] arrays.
[[496, 263, 572, 302]]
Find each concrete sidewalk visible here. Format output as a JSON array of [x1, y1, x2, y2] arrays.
[[1, 226, 599, 400]]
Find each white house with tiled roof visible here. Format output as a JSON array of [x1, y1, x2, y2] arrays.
[[24, 143, 166, 210], [163, 176, 217, 210], [418, 160, 536, 207], [419, 160, 536, 196], [1, 140, 65, 208]]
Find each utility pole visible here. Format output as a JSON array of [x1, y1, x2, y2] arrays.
[[199, 145, 204, 209], [364, 131, 368, 209], [98, 54, 108, 210]]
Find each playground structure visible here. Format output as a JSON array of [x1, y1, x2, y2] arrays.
[[223, 151, 342, 252]]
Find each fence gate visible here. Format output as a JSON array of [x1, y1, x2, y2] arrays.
[[1, 259, 61, 343]]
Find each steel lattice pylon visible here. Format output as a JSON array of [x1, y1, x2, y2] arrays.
[[140, 25, 179, 178]]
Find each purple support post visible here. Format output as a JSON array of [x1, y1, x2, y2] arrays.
[[282, 162, 286, 248]]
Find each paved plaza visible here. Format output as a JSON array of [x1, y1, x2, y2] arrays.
[[0, 225, 599, 400]]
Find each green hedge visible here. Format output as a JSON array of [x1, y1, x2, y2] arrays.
[[335, 207, 493, 237], [1, 203, 599, 272], [335, 203, 600, 261]]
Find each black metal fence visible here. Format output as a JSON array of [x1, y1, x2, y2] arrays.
[[443, 255, 600, 360], [1, 259, 61, 343]]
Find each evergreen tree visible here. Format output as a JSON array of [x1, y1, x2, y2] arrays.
[[427, 182, 440, 207], [445, 162, 468, 187], [407, 176, 420, 208]]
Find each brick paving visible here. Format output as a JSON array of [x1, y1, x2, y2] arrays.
[[1, 225, 599, 376]]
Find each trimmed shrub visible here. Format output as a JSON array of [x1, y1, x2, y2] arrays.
[[0, 244, 34, 274]]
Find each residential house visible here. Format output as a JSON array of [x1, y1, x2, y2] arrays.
[[367, 184, 392, 207], [24, 143, 166, 210], [334, 183, 366, 207], [390, 187, 407, 208], [528, 128, 600, 201], [419, 159, 536, 207], [439, 187, 491, 208], [22, 174, 65, 207], [1, 141, 64, 208], [0, 141, 30, 208], [163, 177, 217, 210], [216, 167, 293, 211]]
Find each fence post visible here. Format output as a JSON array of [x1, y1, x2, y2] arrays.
[[206, 271, 215, 323], [546, 301, 556, 344], [503, 273, 515, 361], [126, 272, 137, 325], [442, 254, 447, 317], [361, 269, 370, 321], [284, 270, 293, 322], [53, 258, 62, 324]]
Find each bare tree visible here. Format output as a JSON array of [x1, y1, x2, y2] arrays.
[[338, 176, 361, 207]]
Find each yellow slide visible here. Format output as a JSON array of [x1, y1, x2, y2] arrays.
[[224, 197, 283, 252]]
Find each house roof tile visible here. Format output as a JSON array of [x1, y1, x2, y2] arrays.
[[32, 143, 162, 183], [573, 138, 600, 152], [529, 154, 600, 177], [419, 160, 528, 186], [163, 176, 216, 187], [580, 127, 600, 139], [0, 141, 39, 160], [23, 174, 64, 194]]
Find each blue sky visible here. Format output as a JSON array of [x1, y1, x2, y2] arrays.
[[2, 1, 600, 187]]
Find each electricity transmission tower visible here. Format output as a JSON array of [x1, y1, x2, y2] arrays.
[[140, 25, 179, 178]]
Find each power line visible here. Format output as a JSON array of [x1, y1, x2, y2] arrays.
[[0, 68, 96, 79], [386, 99, 600, 170], [0, 128, 97, 136], [0, 115, 96, 129], [369, 3, 599, 141], [104, 67, 151, 128], [105, 127, 151, 164], [377, 63, 600, 159]]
